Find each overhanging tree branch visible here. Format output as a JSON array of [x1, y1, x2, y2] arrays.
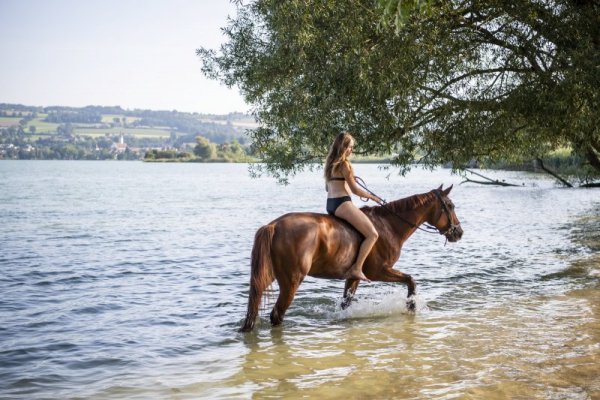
[[536, 157, 573, 187], [460, 169, 520, 186], [199, 0, 600, 181], [422, 67, 530, 99]]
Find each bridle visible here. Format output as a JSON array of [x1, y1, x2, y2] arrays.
[[432, 189, 462, 238], [355, 177, 461, 239]]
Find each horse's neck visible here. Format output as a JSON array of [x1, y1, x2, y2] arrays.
[[385, 194, 436, 237]]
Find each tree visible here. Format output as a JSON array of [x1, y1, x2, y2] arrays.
[[62, 144, 78, 160], [229, 140, 245, 156], [218, 139, 247, 161], [57, 123, 74, 137], [194, 136, 217, 160], [198, 0, 600, 180]]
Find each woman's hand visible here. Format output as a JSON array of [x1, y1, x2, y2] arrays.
[[371, 194, 384, 205]]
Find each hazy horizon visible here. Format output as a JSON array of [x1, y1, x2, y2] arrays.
[[0, 102, 249, 116]]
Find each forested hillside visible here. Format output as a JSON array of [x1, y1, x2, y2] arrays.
[[0, 103, 256, 160]]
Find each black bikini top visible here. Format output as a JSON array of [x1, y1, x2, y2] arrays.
[[328, 177, 345, 181]]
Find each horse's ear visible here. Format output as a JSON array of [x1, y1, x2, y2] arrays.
[[437, 184, 443, 191], [443, 184, 453, 195]]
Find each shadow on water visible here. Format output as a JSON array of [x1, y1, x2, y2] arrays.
[[207, 284, 600, 400], [543, 207, 600, 286], [231, 313, 424, 399]]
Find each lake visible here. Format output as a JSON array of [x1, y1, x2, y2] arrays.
[[0, 161, 598, 399]]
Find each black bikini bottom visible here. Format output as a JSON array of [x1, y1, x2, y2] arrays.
[[326, 196, 351, 216]]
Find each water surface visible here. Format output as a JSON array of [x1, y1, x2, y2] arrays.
[[0, 161, 598, 399]]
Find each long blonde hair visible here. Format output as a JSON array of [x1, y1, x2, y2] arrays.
[[324, 132, 354, 180]]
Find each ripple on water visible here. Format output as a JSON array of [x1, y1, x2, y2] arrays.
[[1, 163, 599, 399]]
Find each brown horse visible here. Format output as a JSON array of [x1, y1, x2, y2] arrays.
[[240, 185, 463, 332]]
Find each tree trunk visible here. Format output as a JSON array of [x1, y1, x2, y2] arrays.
[[461, 169, 521, 187], [536, 158, 573, 187], [585, 144, 600, 174]]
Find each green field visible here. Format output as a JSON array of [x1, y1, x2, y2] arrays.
[[2, 109, 250, 142], [0, 117, 20, 127], [75, 127, 172, 138], [28, 119, 60, 133], [2, 114, 171, 138], [0, 117, 59, 133]]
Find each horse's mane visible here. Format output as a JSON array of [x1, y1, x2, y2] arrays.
[[389, 191, 437, 212], [361, 191, 437, 216]]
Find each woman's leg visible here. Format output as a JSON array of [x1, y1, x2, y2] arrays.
[[335, 202, 378, 281]]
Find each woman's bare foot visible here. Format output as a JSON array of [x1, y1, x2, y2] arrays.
[[344, 265, 371, 282]]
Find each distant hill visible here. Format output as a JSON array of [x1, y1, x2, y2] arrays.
[[0, 103, 257, 145]]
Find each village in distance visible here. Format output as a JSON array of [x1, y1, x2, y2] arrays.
[[0, 103, 257, 162]]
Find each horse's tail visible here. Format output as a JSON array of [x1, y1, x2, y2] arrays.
[[240, 224, 275, 332]]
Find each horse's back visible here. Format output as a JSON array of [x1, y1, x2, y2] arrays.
[[270, 212, 355, 239], [267, 212, 360, 277]]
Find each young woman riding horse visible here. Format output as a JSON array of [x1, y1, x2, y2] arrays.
[[239, 135, 463, 332], [325, 132, 384, 282]]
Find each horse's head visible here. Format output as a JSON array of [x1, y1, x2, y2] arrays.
[[429, 185, 463, 242]]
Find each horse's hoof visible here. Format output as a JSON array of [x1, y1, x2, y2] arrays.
[[341, 297, 356, 310], [406, 298, 416, 312]]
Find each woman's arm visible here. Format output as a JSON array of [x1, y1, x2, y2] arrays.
[[340, 161, 383, 204]]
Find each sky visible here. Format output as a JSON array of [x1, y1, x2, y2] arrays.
[[0, 0, 248, 115]]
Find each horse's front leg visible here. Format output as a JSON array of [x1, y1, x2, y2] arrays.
[[341, 279, 360, 310], [377, 268, 417, 311], [405, 275, 417, 311]]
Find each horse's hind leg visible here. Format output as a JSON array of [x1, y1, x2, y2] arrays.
[[270, 275, 304, 327], [341, 280, 360, 310]]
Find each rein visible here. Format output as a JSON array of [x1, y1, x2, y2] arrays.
[[354, 177, 455, 237]]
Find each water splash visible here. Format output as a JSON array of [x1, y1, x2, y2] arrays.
[[332, 290, 429, 320]]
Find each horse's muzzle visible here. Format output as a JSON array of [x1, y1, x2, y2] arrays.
[[445, 225, 463, 242]]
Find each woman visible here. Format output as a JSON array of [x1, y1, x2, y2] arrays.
[[324, 132, 383, 282]]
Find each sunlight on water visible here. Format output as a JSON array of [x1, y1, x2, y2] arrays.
[[204, 289, 600, 400]]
